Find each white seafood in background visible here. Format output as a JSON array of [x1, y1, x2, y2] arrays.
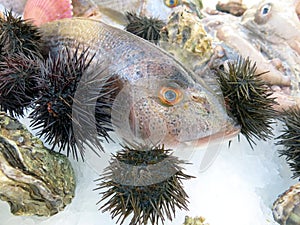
[[186, 0, 300, 110], [241, 0, 300, 107]]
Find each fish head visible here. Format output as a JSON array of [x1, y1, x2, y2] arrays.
[[241, 0, 300, 43], [111, 60, 240, 147]]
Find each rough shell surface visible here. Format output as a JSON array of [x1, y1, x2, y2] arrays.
[[159, 9, 222, 97], [0, 111, 76, 216], [272, 183, 300, 225], [160, 8, 213, 67], [183, 216, 210, 225]]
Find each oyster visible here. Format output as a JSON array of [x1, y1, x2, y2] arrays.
[[183, 216, 210, 225], [160, 9, 213, 68], [272, 183, 300, 225], [0, 111, 75, 216]]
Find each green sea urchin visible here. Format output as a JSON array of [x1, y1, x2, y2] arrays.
[[217, 57, 277, 147], [0, 53, 40, 116], [29, 46, 106, 160], [125, 12, 166, 44], [96, 144, 194, 225], [0, 10, 42, 59], [276, 106, 300, 178]]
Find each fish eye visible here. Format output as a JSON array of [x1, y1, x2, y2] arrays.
[[254, 3, 272, 24], [164, 0, 180, 8], [260, 3, 272, 16], [158, 86, 183, 106]]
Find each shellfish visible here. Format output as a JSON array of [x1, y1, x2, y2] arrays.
[[0, 111, 75, 216], [273, 183, 300, 225]]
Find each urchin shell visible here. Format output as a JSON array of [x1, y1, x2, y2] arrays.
[[95, 144, 194, 225], [29, 47, 105, 160], [217, 57, 277, 147], [0, 10, 42, 59], [276, 106, 300, 178], [0, 53, 40, 116], [125, 12, 166, 44]]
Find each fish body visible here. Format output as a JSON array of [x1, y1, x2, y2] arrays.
[[22, 0, 202, 28], [39, 18, 239, 147], [241, 0, 300, 93], [242, 0, 300, 45]]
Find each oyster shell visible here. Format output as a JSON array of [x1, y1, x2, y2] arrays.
[[272, 183, 300, 225], [160, 9, 213, 68], [159, 9, 223, 97], [0, 111, 75, 216], [183, 216, 210, 225]]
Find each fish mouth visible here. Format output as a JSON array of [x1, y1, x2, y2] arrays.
[[192, 122, 241, 147], [163, 122, 240, 148]]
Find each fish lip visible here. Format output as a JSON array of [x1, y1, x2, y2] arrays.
[[164, 123, 241, 148], [192, 123, 241, 146]]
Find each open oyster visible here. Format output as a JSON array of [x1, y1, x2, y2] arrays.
[[0, 111, 75, 216]]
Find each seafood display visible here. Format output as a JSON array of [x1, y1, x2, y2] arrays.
[[2, 0, 300, 225], [38, 17, 239, 148], [0, 111, 75, 216]]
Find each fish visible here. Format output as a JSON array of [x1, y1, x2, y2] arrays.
[[1, 0, 203, 20], [241, 0, 300, 93], [201, 11, 291, 87], [21, 0, 203, 28], [71, 0, 201, 22], [38, 17, 240, 147], [242, 0, 300, 47], [22, 0, 173, 27]]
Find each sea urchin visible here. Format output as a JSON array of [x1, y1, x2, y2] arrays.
[[217, 57, 277, 147], [96, 143, 194, 225], [125, 12, 166, 44], [0, 53, 40, 116], [276, 106, 300, 178], [0, 10, 42, 59], [29, 46, 104, 160]]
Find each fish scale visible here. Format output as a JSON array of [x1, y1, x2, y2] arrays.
[[39, 17, 239, 147]]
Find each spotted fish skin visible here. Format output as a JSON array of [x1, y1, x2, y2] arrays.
[[39, 18, 239, 146]]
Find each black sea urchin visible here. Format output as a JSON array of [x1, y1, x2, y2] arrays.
[[30, 47, 106, 160], [96, 144, 194, 225], [217, 57, 277, 147], [276, 107, 300, 178], [125, 12, 166, 44], [0, 53, 40, 116], [0, 10, 42, 59]]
